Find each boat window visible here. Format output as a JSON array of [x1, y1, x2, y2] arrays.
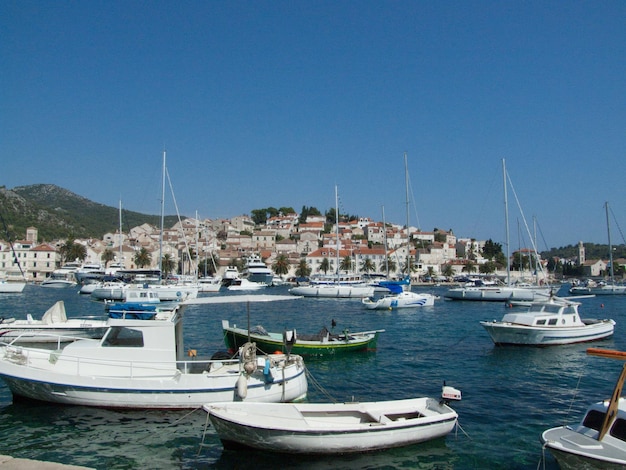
[[536, 319, 546, 325], [548, 319, 558, 325], [582, 410, 606, 431], [102, 327, 144, 347], [611, 418, 626, 441]]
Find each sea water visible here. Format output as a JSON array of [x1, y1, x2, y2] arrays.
[[0, 283, 624, 469]]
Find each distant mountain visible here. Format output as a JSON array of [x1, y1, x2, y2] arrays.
[[0, 184, 179, 242]]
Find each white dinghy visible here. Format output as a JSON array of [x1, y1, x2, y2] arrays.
[[203, 384, 461, 454], [542, 348, 626, 469]]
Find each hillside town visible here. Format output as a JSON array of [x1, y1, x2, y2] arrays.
[[1, 210, 620, 285]]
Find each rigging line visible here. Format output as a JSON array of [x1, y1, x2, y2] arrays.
[[504, 170, 547, 281], [0, 211, 25, 279], [165, 167, 195, 277], [406, 171, 421, 231], [304, 367, 337, 403], [609, 204, 626, 245]]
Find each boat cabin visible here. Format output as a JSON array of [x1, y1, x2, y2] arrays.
[[500, 301, 582, 327]]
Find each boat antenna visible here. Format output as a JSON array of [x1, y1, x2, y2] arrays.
[[0, 210, 26, 279]]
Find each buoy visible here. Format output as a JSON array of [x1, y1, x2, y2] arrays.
[[236, 375, 247, 399], [274, 350, 282, 355], [601, 304, 605, 308]]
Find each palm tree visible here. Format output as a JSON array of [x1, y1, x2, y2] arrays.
[[58, 239, 86, 264], [101, 248, 115, 268], [272, 254, 290, 277], [134, 247, 152, 268], [160, 253, 176, 278], [340, 256, 352, 273], [441, 263, 454, 279], [319, 257, 331, 274], [360, 258, 375, 274], [295, 260, 311, 278]]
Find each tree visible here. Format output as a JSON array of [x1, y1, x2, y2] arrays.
[[58, 239, 86, 264], [101, 248, 115, 268], [340, 256, 352, 272], [441, 264, 454, 279], [160, 254, 176, 278], [295, 259, 311, 278], [380, 257, 396, 275], [462, 261, 477, 273], [134, 247, 152, 268], [360, 258, 375, 274], [479, 261, 497, 274], [272, 254, 290, 277], [319, 257, 331, 274]]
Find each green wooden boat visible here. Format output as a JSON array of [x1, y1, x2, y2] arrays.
[[221, 320, 384, 356]]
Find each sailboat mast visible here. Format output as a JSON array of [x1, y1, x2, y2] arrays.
[[404, 152, 411, 280], [503, 159, 511, 286], [606, 201, 615, 282], [382, 205, 389, 277], [159, 151, 166, 280], [335, 185, 339, 278], [118, 199, 123, 268]]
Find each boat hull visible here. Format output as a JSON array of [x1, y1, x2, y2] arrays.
[[206, 398, 458, 454], [0, 282, 26, 293], [445, 286, 550, 301], [362, 292, 435, 309], [0, 349, 307, 409], [289, 285, 374, 298], [222, 325, 380, 356], [480, 320, 615, 346], [542, 426, 626, 469]]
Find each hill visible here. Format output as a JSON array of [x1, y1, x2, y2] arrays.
[[0, 184, 180, 242]]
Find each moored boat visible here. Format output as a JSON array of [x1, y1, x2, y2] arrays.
[[0, 295, 307, 408], [221, 320, 383, 356], [0, 301, 107, 343], [480, 295, 615, 346], [0, 280, 26, 294], [541, 348, 626, 468], [203, 384, 461, 454]]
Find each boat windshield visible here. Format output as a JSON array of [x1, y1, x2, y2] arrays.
[[102, 327, 144, 347]]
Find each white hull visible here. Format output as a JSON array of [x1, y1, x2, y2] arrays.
[[362, 291, 435, 309], [480, 320, 615, 345], [0, 347, 307, 408], [542, 427, 626, 469], [91, 284, 198, 302], [445, 286, 550, 301], [289, 285, 374, 298], [570, 285, 626, 295], [0, 282, 26, 293], [40, 280, 76, 288], [206, 397, 457, 454]]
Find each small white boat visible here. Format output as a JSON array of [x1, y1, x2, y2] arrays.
[[362, 289, 436, 309], [204, 385, 461, 454], [0, 301, 107, 343], [0, 280, 26, 294], [480, 296, 615, 346], [241, 255, 274, 285], [227, 278, 267, 291], [0, 295, 307, 408], [542, 348, 626, 468], [198, 276, 222, 293]]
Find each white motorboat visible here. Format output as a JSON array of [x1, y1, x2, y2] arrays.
[[241, 255, 274, 285], [91, 282, 198, 302], [541, 348, 626, 468], [203, 384, 461, 454], [197, 276, 222, 293], [0, 295, 307, 408], [362, 280, 436, 309], [445, 278, 551, 302], [480, 296, 615, 346], [289, 282, 374, 298], [0, 280, 26, 294], [227, 278, 267, 291], [0, 301, 107, 343]]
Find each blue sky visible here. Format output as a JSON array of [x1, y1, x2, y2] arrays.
[[2, 1, 625, 249]]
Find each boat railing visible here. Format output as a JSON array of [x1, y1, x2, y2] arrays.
[[2, 331, 92, 349], [3, 343, 243, 377]]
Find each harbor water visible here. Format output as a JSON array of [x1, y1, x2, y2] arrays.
[[0, 284, 625, 469]]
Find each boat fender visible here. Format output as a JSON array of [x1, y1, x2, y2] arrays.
[[236, 375, 247, 399], [263, 358, 274, 384]]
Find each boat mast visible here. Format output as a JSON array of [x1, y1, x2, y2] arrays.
[[159, 151, 166, 280], [335, 184, 340, 281], [503, 159, 511, 287], [606, 201, 615, 283], [404, 152, 411, 283], [587, 347, 626, 440], [382, 205, 389, 277], [118, 199, 123, 268]]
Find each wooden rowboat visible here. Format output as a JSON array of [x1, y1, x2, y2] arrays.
[[221, 320, 384, 356], [203, 385, 461, 454]]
